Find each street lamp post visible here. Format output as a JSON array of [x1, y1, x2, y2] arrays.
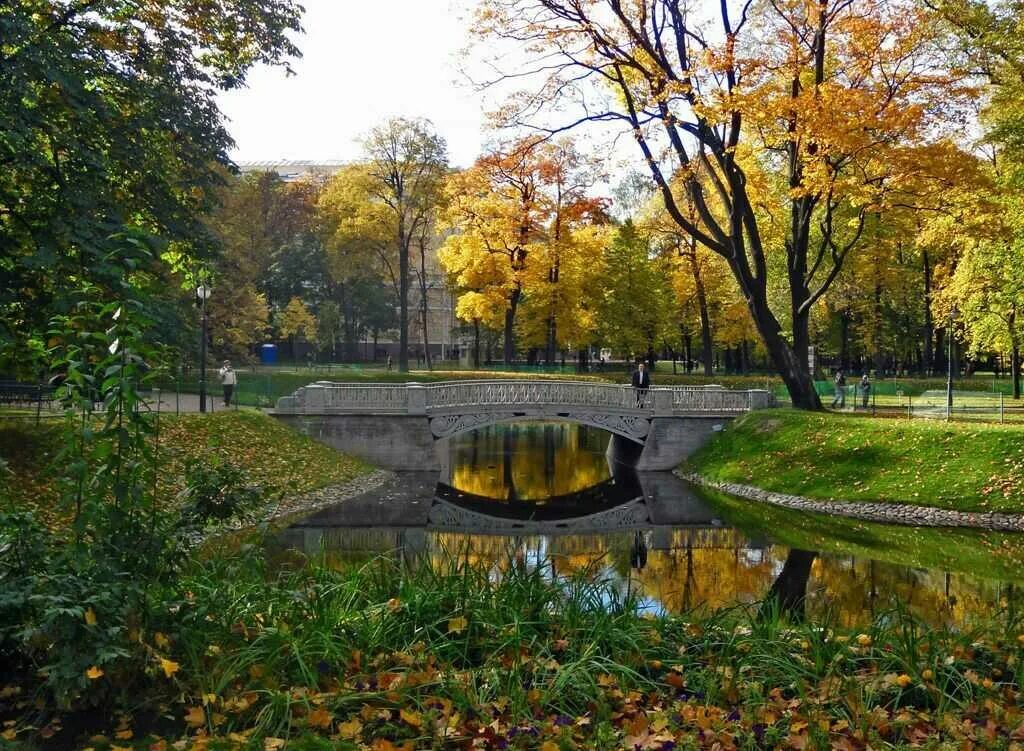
[[197, 284, 212, 413], [946, 306, 957, 421]]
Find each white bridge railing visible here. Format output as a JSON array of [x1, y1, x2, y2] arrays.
[[275, 380, 772, 416]]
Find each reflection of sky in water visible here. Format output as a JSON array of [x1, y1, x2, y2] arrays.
[[273, 422, 1024, 627]]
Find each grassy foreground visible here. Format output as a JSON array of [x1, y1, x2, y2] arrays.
[[4, 547, 1024, 750], [687, 410, 1024, 513], [0, 411, 369, 527]]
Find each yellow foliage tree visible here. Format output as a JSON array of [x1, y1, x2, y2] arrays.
[[473, 0, 975, 407], [278, 297, 317, 344]]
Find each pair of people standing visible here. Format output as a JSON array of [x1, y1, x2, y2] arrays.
[[831, 370, 871, 409]]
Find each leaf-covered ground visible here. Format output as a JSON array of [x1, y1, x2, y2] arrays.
[[4, 550, 1024, 750], [0, 411, 369, 527], [687, 409, 1024, 513]]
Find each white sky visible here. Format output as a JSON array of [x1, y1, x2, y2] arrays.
[[217, 0, 486, 168]]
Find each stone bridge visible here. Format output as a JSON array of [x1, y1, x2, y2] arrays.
[[272, 380, 772, 471]]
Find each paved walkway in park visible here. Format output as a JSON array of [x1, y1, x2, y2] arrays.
[[139, 390, 250, 415]]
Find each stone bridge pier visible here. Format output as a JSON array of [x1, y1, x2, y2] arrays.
[[271, 380, 772, 472]]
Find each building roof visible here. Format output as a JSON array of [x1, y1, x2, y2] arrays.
[[236, 160, 346, 181]]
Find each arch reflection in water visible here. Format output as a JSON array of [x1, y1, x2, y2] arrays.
[[272, 422, 1024, 626]]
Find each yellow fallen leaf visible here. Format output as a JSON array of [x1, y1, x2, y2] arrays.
[[184, 706, 205, 728], [84, 608, 97, 626], [85, 666, 104, 680], [1, 729, 16, 741], [263, 738, 285, 751], [399, 708, 421, 728], [154, 632, 170, 649], [307, 706, 332, 729], [338, 718, 362, 739], [160, 658, 180, 678], [447, 616, 468, 634], [115, 728, 133, 740], [540, 742, 560, 751]]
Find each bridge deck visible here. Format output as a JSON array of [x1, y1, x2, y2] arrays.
[[274, 379, 772, 417]]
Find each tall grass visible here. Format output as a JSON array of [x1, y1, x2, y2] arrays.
[[160, 541, 1024, 746]]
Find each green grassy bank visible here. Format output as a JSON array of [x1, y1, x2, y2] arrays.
[[0, 411, 369, 527], [686, 409, 1024, 513]]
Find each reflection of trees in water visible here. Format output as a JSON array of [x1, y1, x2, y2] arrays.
[[420, 531, 1020, 626], [447, 423, 612, 501]]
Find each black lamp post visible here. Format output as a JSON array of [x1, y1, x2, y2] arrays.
[[197, 284, 211, 413]]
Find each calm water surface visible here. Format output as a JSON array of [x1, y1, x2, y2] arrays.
[[274, 422, 1024, 626]]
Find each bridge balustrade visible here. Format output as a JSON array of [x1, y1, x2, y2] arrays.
[[423, 380, 643, 412], [276, 380, 772, 416]]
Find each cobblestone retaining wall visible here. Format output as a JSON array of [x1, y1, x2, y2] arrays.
[[677, 472, 1024, 532]]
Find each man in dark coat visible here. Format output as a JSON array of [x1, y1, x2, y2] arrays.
[[631, 361, 652, 407]]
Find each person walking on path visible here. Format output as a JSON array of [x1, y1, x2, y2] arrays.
[[631, 361, 652, 407], [218, 360, 237, 407], [860, 373, 871, 409], [831, 369, 846, 409], [386, 354, 393, 372]]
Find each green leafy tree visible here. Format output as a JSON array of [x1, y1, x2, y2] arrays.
[[597, 221, 672, 361], [0, 0, 302, 373]]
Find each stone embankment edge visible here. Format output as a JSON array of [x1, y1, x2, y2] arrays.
[[676, 471, 1024, 532], [259, 468, 393, 526], [198, 469, 394, 544]]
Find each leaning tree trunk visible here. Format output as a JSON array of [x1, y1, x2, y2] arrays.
[[746, 293, 822, 409]]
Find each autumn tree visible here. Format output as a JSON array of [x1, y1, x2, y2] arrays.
[[945, 237, 1024, 397], [518, 140, 609, 363], [440, 139, 547, 364], [473, 0, 970, 407], [442, 138, 608, 365], [278, 296, 317, 350], [361, 118, 448, 372]]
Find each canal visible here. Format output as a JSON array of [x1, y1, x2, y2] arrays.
[[273, 422, 1024, 626]]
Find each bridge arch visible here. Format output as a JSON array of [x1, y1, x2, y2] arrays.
[[427, 410, 651, 443]]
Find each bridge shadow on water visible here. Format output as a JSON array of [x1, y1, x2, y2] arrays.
[[270, 422, 1020, 625]]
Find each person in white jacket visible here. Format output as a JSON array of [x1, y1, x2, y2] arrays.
[[218, 360, 237, 407]]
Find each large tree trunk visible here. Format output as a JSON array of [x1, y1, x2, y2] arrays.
[[750, 297, 822, 409]]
